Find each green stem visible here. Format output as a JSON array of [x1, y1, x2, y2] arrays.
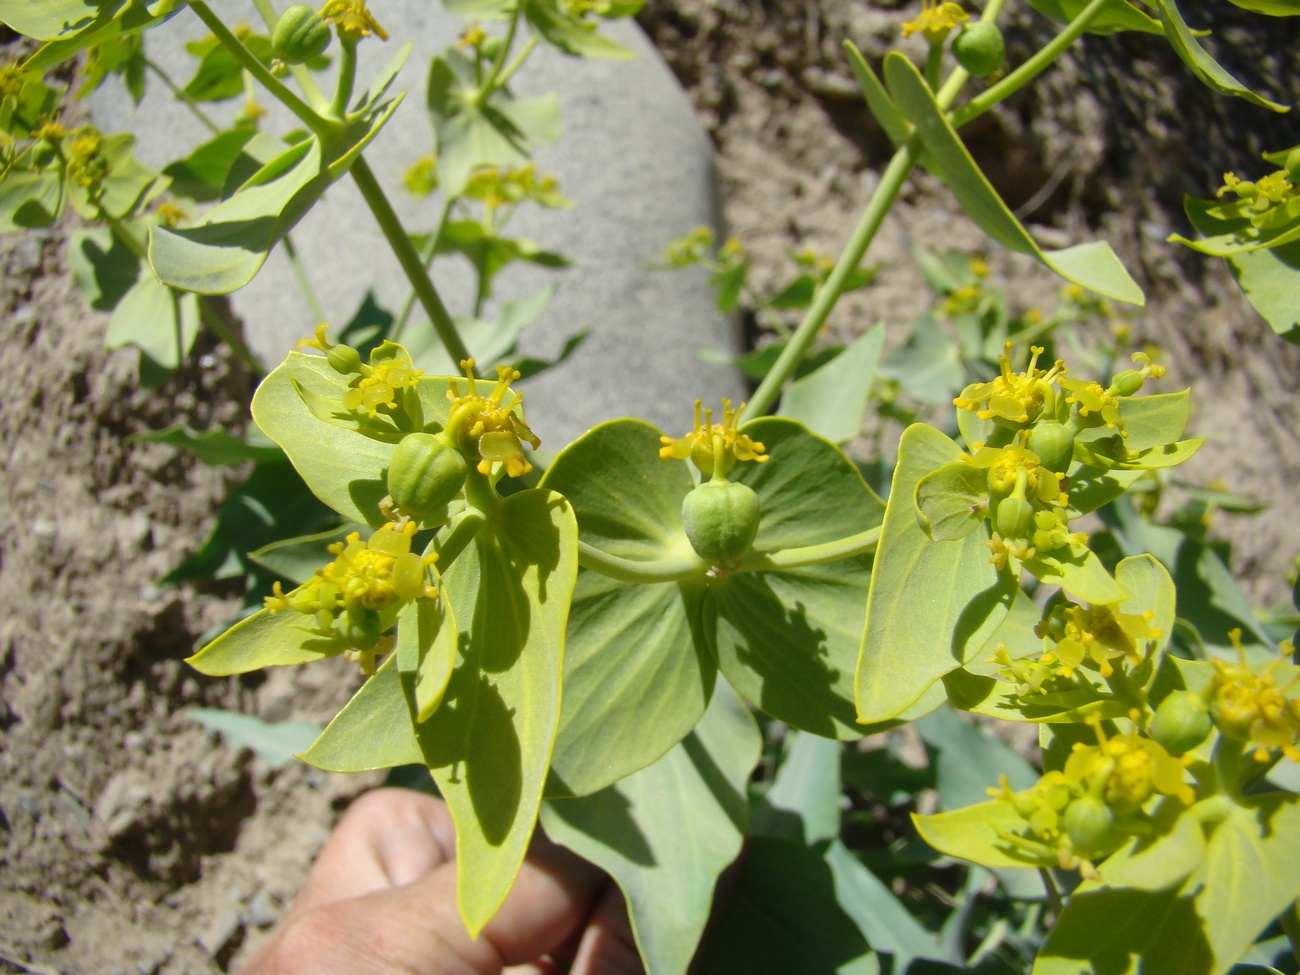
[[950, 0, 1109, 129], [748, 135, 922, 417], [187, 1, 333, 140], [1039, 868, 1064, 918], [349, 157, 473, 367], [479, 9, 522, 95], [491, 36, 538, 91], [924, 37, 945, 91], [282, 235, 327, 324], [330, 39, 358, 119], [578, 541, 706, 584], [740, 526, 880, 572], [144, 57, 220, 133], [1212, 735, 1246, 801], [436, 507, 487, 569], [393, 196, 456, 344]]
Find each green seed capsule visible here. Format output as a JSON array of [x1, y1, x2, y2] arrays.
[[273, 5, 332, 63], [952, 21, 1005, 78], [30, 139, 59, 168], [388, 433, 469, 520], [995, 495, 1034, 540], [1063, 795, 1117, 856], [681, 480, 761, 564], [1286, 148, 1300, 184], [1026, 421, 1075, 474], [1149, 691, 1212, 755], [479, 36, 502, 60], [326, 342, 363, 376]]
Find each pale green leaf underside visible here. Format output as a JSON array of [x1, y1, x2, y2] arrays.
[[541, 682, 760, 975], [299, 653, 423, 771], [187, 605, 344, 676], [779, 324, 885, 444]]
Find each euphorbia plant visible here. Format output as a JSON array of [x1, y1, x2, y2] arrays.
[[2, 0, 1299, 972]]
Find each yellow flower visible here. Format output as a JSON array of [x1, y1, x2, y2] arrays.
[[343, 356, 423, 418], [659, 399, 769, 477], [265, 522, 437, 673], [445, 359, 540, 478], [901, 0, 969, 40], [1035, 601, 1161, 679], [1059, 377, 1121, 431], [321, 0, 389, 43], [66, 127, 107, 190], [1065, 716, 1194, 808], [954, 343, 1064, 426], [1210, 630, 1300, 762]]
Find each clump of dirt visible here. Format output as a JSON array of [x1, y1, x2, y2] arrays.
[[2, 4, 1300, 974]]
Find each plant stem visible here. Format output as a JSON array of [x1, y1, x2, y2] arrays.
[[187, 1, 332, 139], [479, 9, 522, 95], [740, 526, 881, 572], [436, 507, 487, 569], [393, 196, 456, 344], [950, 0, 1109, 129], [492, 37, 538, 91], [1212, 735, 1246, 801], [350, 157, 473, 367], [1039, 868, 1064, 918], [924, 37, 945, 91], [330, 39, 358, 118], [748, 135, 922, 417], [282, 235, 327, 324], [144, 57, 220, 133], [578, 541, 706, 584]]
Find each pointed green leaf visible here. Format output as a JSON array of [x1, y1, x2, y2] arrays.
[[299, 653, 424, 771], [884, 52, 1144, 305], [752, 729, 842, 845], [0, 0, 126, 40], [879, 314, 966, 406], [914, 799, 1055, 870], [1026, 0, 1163, 33], [1155, 0, 1288, 112], [1226, 0, 1300, 11], [247, 524, 362, 585], [1024, 547, 1126, 604], [186, 605, 349, 675], [523, 0, 634, 58], [779, 324, 885, 444], [540, 419, 714, 795], [0, 170, 64, 231], [858, 423, 1016, 723], [189, 707, 322, 768], [1095, 800, 1207, 893], [395, 588, 458, 723], [412, 489, 578, 936], [541, 683, 760, 975], [105, 272, 198, 371], [127, 424, 285, 467]]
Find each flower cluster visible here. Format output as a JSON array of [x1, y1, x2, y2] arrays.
[[445, 359, 540, 478], [659, 399, 769, 477], [1209, 629, 1300, 763], [265, 521, 437, 673], [320, 0, 389, 43], [298, 324, 425, 419], [992, 715, 1192, 877], [901, 0, 969, 41], [954, 345, 1064, 427]]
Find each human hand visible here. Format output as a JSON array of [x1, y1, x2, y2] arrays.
[[242, 788, 643, 975]]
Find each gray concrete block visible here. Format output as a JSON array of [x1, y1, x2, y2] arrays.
[[89, 3, 743, 446]]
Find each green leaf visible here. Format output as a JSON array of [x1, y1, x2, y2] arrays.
[[696, 835, 879, 975], [858, 423, 1016, 723], [247, 524, 360, 585], [1225, 0, 1300, 13], [540, 420, 714, 795], [251, 352, 449, 525], [915, 799, 1057, 870], [413, 489, 579, 936], [1095, 800, 1207, 893], [710, 419, 885, 738], [1023, 546, 1126, 604], [20, 1, 177, 70], [917, 706, 1039, 812], [779, 324, 885, 444], [299, 653, 424, 771], [1154, 0, 1288, 112], [126, 424, 285, 467], [1026, 0, 1163, 33], [752, 729, 842, 845], [104, 271, 199, 372], [1036, 794, 1300, 975], [824, 841, 944, 967], [188, 707, 321, 768], [0, 170, 64, 231], [161, 128, 266, 203], [914, 461, 987, 542], [186, 604, 349, 675], [844, 41, 912, 148], [68, 226, 138, 309], [396, 583, 458, 722], [541, 682, 760, 975], [184, 31, 274, 103], [878, 314, 966, 405], [884, 52, 1144, 305], [522, 0, 634, 58], [0, 0, 126, 40]]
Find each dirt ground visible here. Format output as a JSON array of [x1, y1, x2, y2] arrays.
[[2, 3, 1300, 973]]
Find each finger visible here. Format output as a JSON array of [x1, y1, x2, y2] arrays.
[[288, 788, 456, 918], [571, 883, 644, 975]]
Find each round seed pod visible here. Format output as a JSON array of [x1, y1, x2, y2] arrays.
[[388, 433, 468, 520], [1063, 795, 1117, 856], [1150, 690, 1212, 755], [273, 5, 333, 64], [681, 480, 761, 564], [952, 21, 1005, 78], [479, 36, 502, 61], [1026, 421, 1075, 474], [995, 495, 1034, 540]]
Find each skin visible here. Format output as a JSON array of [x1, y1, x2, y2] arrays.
[[243, 788, 643, 975]]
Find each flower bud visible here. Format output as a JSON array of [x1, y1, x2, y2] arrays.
[[1149, 691, 1212, 755], [952, 21, 1005, 78], [273, 5, 333, 63], [1026, 421, 1075, 474], [681, 480, 761, 564], [387, 433, 469, 520], [1063, 795, 1117, 856], [326, 342, 363, 376]]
